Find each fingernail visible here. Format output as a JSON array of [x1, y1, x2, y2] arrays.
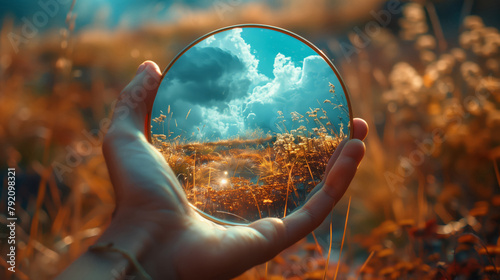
[[136, 63, 147, 75]]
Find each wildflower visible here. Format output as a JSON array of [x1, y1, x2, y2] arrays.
[[415, 35, 436, 50], [399, 3, 428, 40], [460, 61, 482, 87], [387, 62, 423, 106], [463, 15, 484, 30], [420, 50, 436, 64], [450, 48, 466, 62], [486, 58, 499, 72]]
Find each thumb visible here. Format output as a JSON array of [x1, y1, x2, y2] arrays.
[[109, 61, 162, 133]]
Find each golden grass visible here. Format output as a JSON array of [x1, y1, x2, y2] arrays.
[[333, 196, 351, 280], [151, 107, 346, 223], [323, 213, 334, 280]]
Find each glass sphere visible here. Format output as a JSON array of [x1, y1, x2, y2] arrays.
[[149, 25, 352, 225]]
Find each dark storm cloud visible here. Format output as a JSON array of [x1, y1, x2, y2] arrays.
[[152, 45, 255, 140], [163, 46, 252, 111]]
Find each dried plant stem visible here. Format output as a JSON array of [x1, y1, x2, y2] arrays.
[[311, 231, 324, 257], [208, 167, 211, 187], [283, 163, 295, 218], [323, 213, 334, 280], [358, 250, 375, 277], [459, 0, 474, 32], [417, 173, 426, 260], [70, 182, 82, 258], [304, 152, 316, 185], [247, 186, 262, 219], [455, 233, 499, 273], [426, 1, 447, 52], [493, 158, 500, 189], [26, 166, 52, 258], [334, 196, 351, 280], [434, 203, 454, 224], [418, 172, 427, 227], [48, 175, 62, 211], [193, 151, 196, 188]]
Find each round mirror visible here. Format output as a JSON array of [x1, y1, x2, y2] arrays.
[[147, 24, 353, 225]]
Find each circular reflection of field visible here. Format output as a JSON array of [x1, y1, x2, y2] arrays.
[[150, 26, 351, 224]]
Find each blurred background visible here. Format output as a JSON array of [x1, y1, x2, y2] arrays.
[[1, 0, 499, 279]]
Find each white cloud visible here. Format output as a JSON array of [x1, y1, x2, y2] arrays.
[[205, 35, 216, 44], [248, 53, 302, 103], [199, 51, 308, 139], [242, 53, 334, 135]]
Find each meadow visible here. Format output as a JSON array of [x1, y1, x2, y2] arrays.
[[151, 95, 347, 223]]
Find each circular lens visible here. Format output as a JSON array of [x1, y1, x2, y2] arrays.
[[148, 24, 353, 225]]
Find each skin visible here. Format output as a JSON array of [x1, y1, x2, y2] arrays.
[[56, 61, 368, 280]]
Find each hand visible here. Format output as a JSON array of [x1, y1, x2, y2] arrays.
[[57, 61, 368, 280]]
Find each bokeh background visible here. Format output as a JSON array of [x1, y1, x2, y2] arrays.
[[1, 0, 500, 279]]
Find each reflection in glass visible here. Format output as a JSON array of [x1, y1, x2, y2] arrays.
[[150, 26, 351, 224]]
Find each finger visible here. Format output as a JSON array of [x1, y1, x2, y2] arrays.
[[322, 118, 368, 182], [321, 139, 347, 183], [352, 118, 369, 141], [102, 61, 190, 214], [109, 61, 161, 133], [281, 139, 365, 247], [103, 60, 164, 175]]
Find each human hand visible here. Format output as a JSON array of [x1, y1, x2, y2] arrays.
[[58, 61, 368, 280]]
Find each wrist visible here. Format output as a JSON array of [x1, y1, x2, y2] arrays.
[[56, 208, 161, 280], [104, 207, 183, 279], [96, 209, 157, 278]]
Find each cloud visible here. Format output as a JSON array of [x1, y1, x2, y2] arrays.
[[165, 46, 251, 109], [200, 28, 268, 85], [243, 53, 343, 134], [153, 29, 264, 140]]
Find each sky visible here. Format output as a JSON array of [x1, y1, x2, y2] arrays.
[[0, 0, 253, 29], [2, 1, 500, 38], [151, 27, 350, 142]]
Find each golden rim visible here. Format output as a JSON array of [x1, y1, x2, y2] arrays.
[[145, 23, 354, 226]]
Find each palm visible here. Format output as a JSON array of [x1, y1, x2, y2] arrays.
[[100, 61, 367, 280]]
